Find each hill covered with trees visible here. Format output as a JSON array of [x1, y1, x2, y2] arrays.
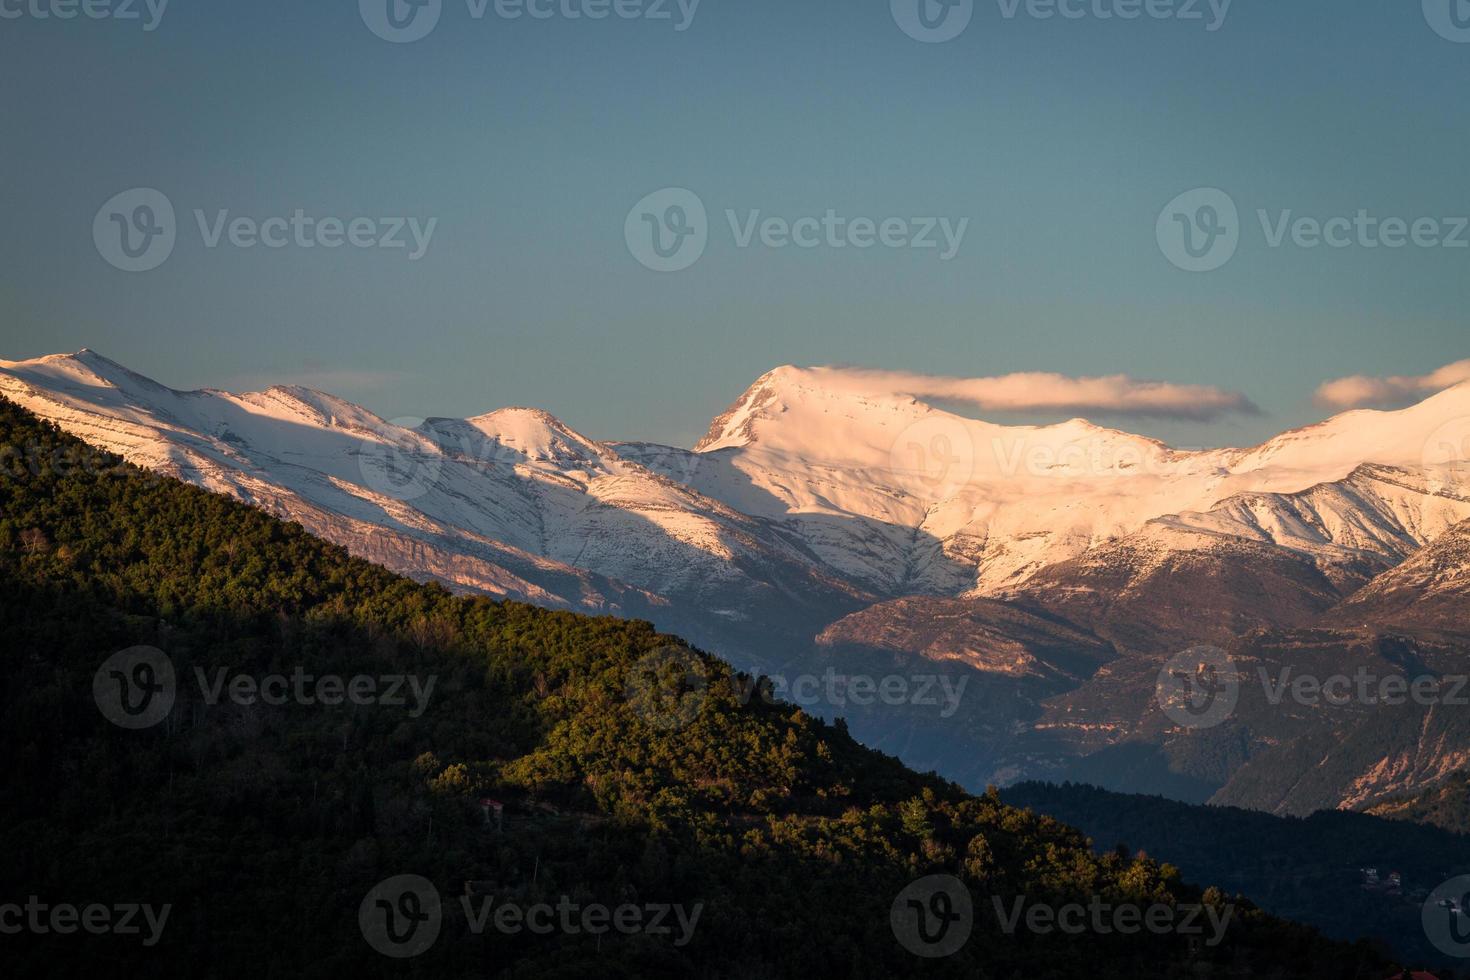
[[1369, 771, 1470, 835], [1005, 780, 1470, 970], [0, 398, 1394, 978]]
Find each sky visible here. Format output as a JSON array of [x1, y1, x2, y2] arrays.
[[0, 0, 1466, 450]]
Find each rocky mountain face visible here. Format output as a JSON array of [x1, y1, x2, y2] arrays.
[[4, 350, 1470, 814]]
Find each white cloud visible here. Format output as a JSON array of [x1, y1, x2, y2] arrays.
[[805, 366, 1258, 421], [1314, 359, 1470, 410]]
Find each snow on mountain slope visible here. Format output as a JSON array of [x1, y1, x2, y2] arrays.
[[8, 352, 1470, 614], [1322, 516, 1470, 634], [1154, 464, 1470, 588], [633, 366, 1470, 594], [999, 464, 1470, 654], [0, 351, 862, 656]]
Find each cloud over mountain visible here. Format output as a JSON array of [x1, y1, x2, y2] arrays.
[[803, 366, 1259, 421], [1315, 359, 1470, 410]]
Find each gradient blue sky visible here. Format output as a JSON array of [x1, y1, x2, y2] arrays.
[[1, 0, 1465, 448]]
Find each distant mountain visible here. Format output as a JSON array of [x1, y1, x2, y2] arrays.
[[1323, 515, 1470, 635], [4, 350, 1470, 815], [1368, 769, 1470, 834]]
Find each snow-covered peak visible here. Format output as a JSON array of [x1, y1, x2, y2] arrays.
[[462, 406, 606, 466], [1228, 379, 1470, 479], [0, 348, 178, 407], [669, 363, 1470, 594], [236, 385, 391, 434], [695, 365, 807, 452]]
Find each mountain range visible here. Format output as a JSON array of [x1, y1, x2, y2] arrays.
[[4, 349, 1469, 815]]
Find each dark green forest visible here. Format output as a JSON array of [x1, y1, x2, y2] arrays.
[[0, 398, 1395, 978]]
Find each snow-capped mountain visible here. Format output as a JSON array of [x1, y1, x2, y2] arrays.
[[626, 365, 1470, 595], [4, 349, 1470, 811]]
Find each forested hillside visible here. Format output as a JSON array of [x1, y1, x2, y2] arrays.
[[0, 399, 1390, 978], [1005, 780, 1470, 969], [1370, 771, 1470, 835]]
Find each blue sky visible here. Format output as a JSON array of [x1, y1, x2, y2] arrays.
[[0, 0, 1465, 448]]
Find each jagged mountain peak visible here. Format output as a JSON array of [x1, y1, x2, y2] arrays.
[[695, 365, 806, 452]]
